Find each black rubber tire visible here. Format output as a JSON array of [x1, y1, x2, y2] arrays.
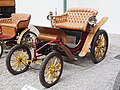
[[39, 52, 63, 88], [21, 31, 37, 48], [0, 42, 3, 58], [91, 29, 108, 64], [6, 45, 31, 75]]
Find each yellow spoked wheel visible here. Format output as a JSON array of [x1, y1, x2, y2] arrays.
[[6, 45, 31, 75], [39, 52, 63, 88], [91, 30, 108, 64]]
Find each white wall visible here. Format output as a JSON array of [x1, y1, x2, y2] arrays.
[[16, 0, 119, 34]]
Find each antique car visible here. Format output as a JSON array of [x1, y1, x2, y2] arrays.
[[6, 8, 108, 88], [0, 13, 37, 57], [0, 0, 37, 57]]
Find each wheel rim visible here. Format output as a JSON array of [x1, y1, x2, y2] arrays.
[[0, 45, 2, 54], [94, 33, 107, 60], [44, 56, 62, 84], [22, 32, 36, 48], [10, 49, 30, 71]]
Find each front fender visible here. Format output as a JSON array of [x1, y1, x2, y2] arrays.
[[17, 26, 33, 44], [79, 17, 108, 57]]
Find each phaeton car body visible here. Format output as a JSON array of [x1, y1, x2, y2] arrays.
[[0, 0, 37, 57], [6, 8, 108, 88], [0, 13, 37, 57]]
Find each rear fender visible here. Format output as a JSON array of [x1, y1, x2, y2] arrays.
[[17, 26, 33, 44]]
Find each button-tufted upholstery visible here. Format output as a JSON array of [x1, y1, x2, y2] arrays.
[[0, 13, 31, 29], [53, 8, 98, 31]]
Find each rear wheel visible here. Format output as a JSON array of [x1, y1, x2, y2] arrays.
[[91, 30, 108, 64], [39, 52, 63, 88], [21, 31, 37, 48], [6, 45, 31, 75]]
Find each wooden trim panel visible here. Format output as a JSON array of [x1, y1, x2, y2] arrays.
[[1, 26, 15, 36]]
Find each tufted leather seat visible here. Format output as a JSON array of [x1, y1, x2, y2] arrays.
[[53, 8, 98, 31], [0, 13, 31, 29]]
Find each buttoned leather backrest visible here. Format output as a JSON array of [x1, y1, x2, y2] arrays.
[[11, 13, 31, 28], [11, 13, 31, 22], [66, 8, 98, 24], [0, 13, 31, 29]]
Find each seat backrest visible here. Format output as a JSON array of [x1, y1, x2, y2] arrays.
[[11, 13, 31, 21], [66, 8, 98, 24], [11, 13, 31, 28]]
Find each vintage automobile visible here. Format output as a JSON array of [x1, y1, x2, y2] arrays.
[[0, 13, 37, 57], [6, 8, 108, 88], [0, 0, 37, 57]]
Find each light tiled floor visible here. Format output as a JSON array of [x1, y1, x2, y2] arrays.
[[0, 34, 120, 90]]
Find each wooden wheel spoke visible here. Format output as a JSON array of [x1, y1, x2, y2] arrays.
[[21, 60, 28, 65], [46, 62, 51, 69], [18, 50, 22, 55], [98, 50, 102, 58], [55, 69, 61, 75], [95, 49, 100, 58], [101, 48, 105, 52], [15, 63, 19, 71], [45, 68, 49, 70], [53, 73, 58, 78], [51, 58, 54, 66], [45, 71, 51, 77], [22, 53, 29, 59], [55, 63, 60, 68], [95, 47, 99, 53], [99, 41, 103, 46], [12, 53, 18, 58], [45, 67, 49, 71], [99, 50, 102, 57], [11, 61, 17, 67], [46, 73, 52, 82], [53, 58, 58, 66], [100, 35, 103, 39], [19, 62, 23, 70]]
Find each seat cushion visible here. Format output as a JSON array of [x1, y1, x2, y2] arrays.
[[52, 8, 98, 31], [56, 22, 87, 31]]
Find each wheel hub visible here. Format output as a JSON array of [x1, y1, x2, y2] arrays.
[[97, 39, 103, 48], [16, 55, 22, 63], [49, 66, 55, 74]]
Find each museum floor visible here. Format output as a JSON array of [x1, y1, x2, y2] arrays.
[[0, 34, 120, 90]]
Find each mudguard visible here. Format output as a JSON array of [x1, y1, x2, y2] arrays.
[[79, 17, 108, 57], [17, 26, 33, 44]]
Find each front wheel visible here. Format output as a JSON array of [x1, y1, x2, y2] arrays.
[[6, 45, 31, 75], [39, 52, 63, 88], [91, 29, 108, 64]]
